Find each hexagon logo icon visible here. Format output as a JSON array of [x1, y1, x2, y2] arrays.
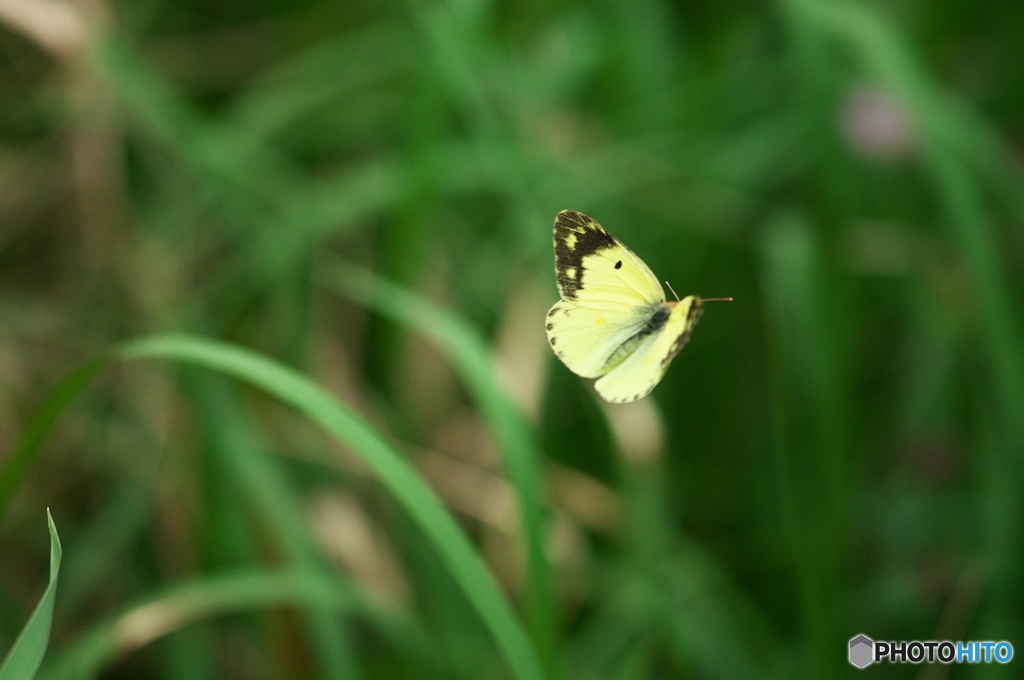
[[849, 634, 874, 669]]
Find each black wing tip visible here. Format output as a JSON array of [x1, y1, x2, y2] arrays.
[[552, 210, 618, 299], [555, 210, 592, 229]]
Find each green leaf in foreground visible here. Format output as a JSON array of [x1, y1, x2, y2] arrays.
[[1, 336, 543, 680], [0, 510, 63, 680]]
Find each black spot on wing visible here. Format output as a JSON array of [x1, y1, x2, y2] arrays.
[[614, 261, 622, 269], [660, 299, 704, 367], [546, 322, 554, 331], [553, 210, 618, 299]]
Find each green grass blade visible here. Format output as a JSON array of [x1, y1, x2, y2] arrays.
[[757, 212, 850, 678], [322, 259, 560, 670], [0, 510, 63, 680], [3, 336, 543, 680], [183, 377, 361, 679], [0, 359, 109, 521], [39, 568, 432, 680], [116, 336, 544, 680]]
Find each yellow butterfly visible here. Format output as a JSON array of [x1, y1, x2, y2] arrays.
[[545, 210, 731, 404]]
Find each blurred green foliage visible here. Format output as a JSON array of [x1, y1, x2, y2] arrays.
[[1, 0, 1023, 678]]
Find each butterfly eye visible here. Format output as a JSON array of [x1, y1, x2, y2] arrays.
[[614, 261, 622, 269]]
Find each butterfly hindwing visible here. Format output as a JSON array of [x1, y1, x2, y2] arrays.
[[593, 296, 704, 403], [546, 298, 660, 378]]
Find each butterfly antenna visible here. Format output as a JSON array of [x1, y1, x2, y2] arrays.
[[702, 297, 734, 303], [664, 280, 681, 302]]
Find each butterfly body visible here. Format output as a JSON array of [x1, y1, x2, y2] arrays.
[[545, 210, 710, 404]]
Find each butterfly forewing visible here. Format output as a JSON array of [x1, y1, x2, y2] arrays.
[[546, 211, 666, 379], [552, 211, 664, 304]]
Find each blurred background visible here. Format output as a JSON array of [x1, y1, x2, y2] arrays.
[[1, 0, 1023, 678]]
